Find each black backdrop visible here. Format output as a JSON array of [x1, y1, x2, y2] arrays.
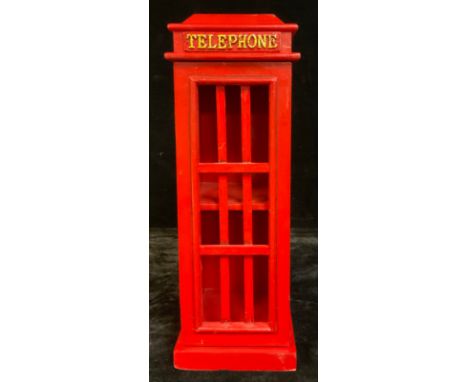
[[150, 0, 317, 228]]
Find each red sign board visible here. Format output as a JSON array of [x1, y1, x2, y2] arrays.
[[183, 32, 281, 52]]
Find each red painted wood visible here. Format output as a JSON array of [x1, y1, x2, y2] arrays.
[[164, 53, 300, 62], [196, 321, 271, 333], [189, 76, 278, 85], [172, 62, 194, 336], [175, 69, 291, 351], [165, 14, 300, 63], [216, 86, 227, 162], [241, 86, 254, 322], [166, 13, 299, 371], [168, 13, 298, 31], [189, 81, 202, 327], [200, 244, 269, 255], [268, 81, 278, 330], [174, 328, 296, 371], [216, 86, 231, 322], [198, 162, 269, 173], [200, 201, 268, 211], [241, 86, 252, 163]]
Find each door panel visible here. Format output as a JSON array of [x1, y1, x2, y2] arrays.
[[175, 63, 291, 347]]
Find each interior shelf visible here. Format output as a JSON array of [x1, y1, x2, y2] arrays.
[[199, 178, 268, 210]]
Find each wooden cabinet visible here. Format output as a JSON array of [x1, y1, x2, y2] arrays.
[[165, 14, 300, 371]]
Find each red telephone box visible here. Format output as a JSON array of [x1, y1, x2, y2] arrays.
[[164, 14, 300, 371]]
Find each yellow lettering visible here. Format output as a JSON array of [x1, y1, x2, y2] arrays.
[[208, 34, 217, 49], [257, 34, 267, 49], [187, 32, 278, 50], [228, 34, 238, 49], [238, 34, 247, 48], [217, 34, 227, 49], [268, 34, 278, 48], [197, 34, 207, 49], [247, 34, 257, 48], [186, 34, 197, 49]]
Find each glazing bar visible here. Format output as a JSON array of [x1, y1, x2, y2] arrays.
[[216, 85, 230, 321]]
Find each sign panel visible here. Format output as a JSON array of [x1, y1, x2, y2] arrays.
[[183, 32, 281, 52]]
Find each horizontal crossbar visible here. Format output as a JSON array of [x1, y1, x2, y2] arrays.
[[200, 202, 268, 211], [200, 244, 270, 255], [198, 162, 269, 173]]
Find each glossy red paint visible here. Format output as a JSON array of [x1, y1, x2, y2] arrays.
[[165, 14, 300, 371]]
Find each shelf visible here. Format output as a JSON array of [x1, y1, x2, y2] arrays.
[[198, 162, 269, 173], [200, 178, 268, 211], [195, 321, 272, 333]]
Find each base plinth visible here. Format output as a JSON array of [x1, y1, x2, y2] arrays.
[[173, 333, 296, 371]]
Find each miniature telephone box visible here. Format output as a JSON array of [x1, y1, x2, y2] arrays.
[[165, 14, 300, 371]]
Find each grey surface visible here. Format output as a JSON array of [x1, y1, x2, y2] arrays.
[[150, 228, 317, 382]]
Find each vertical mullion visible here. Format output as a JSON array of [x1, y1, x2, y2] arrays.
[[219, 175, 230, 321], [216, 86, 227, 163], [216, 85, 230, 321], [191, 81, 202, 327], [268, 83, 277, 327], [241, 86, 254, 322], [241, 86, 252, 163]]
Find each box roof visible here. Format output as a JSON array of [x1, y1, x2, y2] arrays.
[[168, 14, 298, 32]]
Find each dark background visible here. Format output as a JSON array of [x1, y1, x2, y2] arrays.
[[150, 0, 317, 228]]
